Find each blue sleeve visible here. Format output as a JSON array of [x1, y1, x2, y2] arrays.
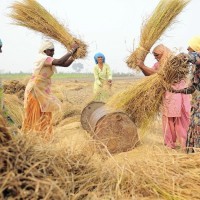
[[188, 52, 200, 65]]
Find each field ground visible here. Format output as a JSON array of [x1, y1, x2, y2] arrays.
[[2, 74, 181, 155], [2, 74, 182, 155], [1, 72, 139, 80], [2, 75, 198, 200]]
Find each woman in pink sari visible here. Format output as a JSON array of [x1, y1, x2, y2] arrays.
[[137, 44, 191, 149]]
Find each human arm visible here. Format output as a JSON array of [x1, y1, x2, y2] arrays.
[[171, 69, 199, 95], [171, 52, 200, 94], [62, 56, 75, 67], [106, 64, 112, 85], [171, 85, 196, 94], [188, 52, 200, 65], [52, 43, 79, 67], [136, 60, 158, 76]]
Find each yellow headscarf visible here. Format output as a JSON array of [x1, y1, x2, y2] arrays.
[[188, 35, 200, 52]]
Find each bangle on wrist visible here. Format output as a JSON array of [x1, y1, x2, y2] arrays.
[[71, 48, 76, 53], [183, 88, 187, 93], [69, 48, 76, 56], [68, 50, 73, 55]]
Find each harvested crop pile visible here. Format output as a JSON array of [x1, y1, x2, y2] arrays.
[[1, 130, 200, 199], [0, 114, 12, 143], [3, 80, 25, 100], [3, 94, 24, 128], [0, 134, 99, 199]]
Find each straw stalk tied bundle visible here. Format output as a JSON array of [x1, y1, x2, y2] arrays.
[[126, 0, 190, 70], [107, 55, 190, 130], [9, 0, 87, 59], [0, 114, 12, 143], [3, 94, 24, 128]]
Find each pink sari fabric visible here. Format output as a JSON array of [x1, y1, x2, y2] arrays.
[[152, 45, 191, 148], [162, 80, 191, 117], [162, 81, 191, 148], [162, 112, 190, 149], [24, 56, 61, 112]]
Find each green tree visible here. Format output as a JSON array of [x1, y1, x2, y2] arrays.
[[72, 63, 84, 73]]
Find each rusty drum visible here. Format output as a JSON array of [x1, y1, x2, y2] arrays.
[[81, 101, 105, 132], [81, 102, 139, 154]]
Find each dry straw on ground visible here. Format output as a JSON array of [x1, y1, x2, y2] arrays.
[[3, 80, 25, 100], [125, 147, 200, 200], [1, 125, 200, 199], [9, 0, 87, 59], [4, 94, 24, 128], [107, 55, 190, 130], [126, 0, 190, 70], [0, 114, 12, 143], [1, 77, 200, 199]]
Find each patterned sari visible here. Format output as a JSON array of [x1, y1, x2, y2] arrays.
[[185, 52, 200, 153], [22, 55, 61, 140]]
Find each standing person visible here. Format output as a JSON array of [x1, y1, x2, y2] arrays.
[[136, 44, 191, 149], [172, 36, 200, 153], [93, 52, 112, 102], [22, 40, 79, 140]]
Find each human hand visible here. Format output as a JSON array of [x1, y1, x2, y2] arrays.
[[136, 59, 144, 68], [70, 43, 79, 53], [169, 88, 179, 93], [177, 53, 189, 62], [108, 79, 112, 86], [72, 43, 79, 49]]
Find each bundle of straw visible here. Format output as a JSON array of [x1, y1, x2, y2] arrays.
[[107, 55, 190, 130], [0, 114, 12, 143], [9, 0, 87, 59], [3, 94, 24, 128], [126, 0, 190, 70]]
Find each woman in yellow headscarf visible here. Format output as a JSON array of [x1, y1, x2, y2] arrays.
[[172, 35, 200, 153], [22, 40, 79, 140]]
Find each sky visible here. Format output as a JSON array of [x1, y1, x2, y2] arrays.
[[0, 0, 200, 74]]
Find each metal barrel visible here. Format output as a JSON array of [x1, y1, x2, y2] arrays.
[[80, 101, 105, 132], [81, 102, 139, 154]]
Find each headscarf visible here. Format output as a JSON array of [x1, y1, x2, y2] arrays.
[[39, 40, 54, 54], [0, 38, 2, 46], [94, 52, 105, 64], [34, 40, 56, 74], [152, 44, 172, 65], [188, 35, 200, 52]]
